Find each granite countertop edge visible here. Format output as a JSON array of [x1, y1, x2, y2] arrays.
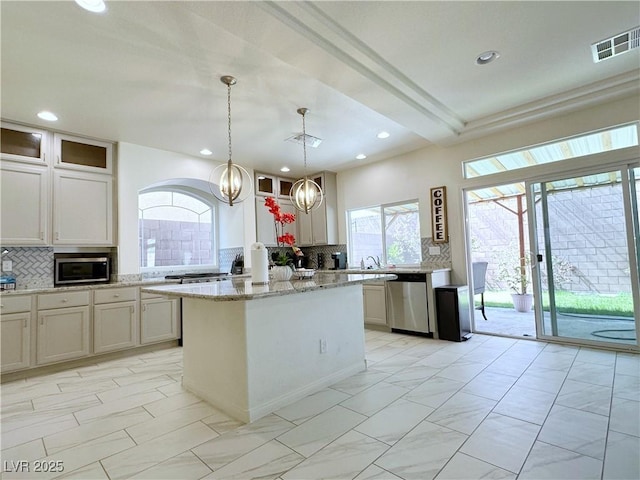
[[318, 267, 451, 274], [141, 273, 398, 302], [0, 276, 252, 296]]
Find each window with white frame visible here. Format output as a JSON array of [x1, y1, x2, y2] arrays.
[[463, 123, 639, 179], [138, 190, 216, 269], [348, 201, 422, 267]]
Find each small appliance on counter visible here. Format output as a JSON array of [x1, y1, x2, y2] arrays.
[[317, 253, 325, 269], [0, 275, 16, 290], [330, 252, 347, 270]]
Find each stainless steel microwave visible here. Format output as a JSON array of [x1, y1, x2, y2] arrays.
[[54, 256, 110, 286]]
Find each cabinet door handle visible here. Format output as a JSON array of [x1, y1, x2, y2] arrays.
[[130, 306, 134, 314], [62, 299, 68, 303], [40, 231, 44, 240], [40, 316, 44, 325], [55, 232, 60, 240], [24, 318, 27, 328], [114, 294, 120, 298]]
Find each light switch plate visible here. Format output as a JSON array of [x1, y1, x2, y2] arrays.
[[428, 247, 441, 256], [2, 260, 13, 271]]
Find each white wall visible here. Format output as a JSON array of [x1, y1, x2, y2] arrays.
[[337, 94, 640, 284], [117, 143, 255, 275]]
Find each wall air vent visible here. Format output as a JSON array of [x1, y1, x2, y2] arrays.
[[286, 133, 322, 148], [591, 26, 640, 63]]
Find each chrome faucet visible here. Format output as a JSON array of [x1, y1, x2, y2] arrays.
[[367, 256, 381, 268]]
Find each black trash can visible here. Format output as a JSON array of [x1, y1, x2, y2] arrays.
[[435, 285, 472, 342]]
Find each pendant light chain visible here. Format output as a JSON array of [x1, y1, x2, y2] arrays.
[[301, 109, 308, 173], [227, 81, 233, 164], [209, 75, 251, 207]]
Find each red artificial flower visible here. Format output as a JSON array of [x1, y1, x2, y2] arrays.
[[277, 233, 296, 246], [264, 197, 297, 246], [281, 212, 296, 224]]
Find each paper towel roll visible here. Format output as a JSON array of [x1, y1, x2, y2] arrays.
[[251, 242, 269, 285]]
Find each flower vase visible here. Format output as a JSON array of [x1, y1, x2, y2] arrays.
[[271, 266, 293, 282]]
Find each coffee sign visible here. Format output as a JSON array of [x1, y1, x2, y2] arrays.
[[430, 186, 448, 243]]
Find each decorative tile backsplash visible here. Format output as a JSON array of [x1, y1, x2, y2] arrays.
[[0, 246, 54, 290], [421, 237, 452, 269], [219, 246, 244, 274], [3, 237, 451, 288]]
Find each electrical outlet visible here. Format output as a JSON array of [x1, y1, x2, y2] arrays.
[[2, 260, 12, 272], [428, 246, 441, 255], [319, 339, 327, 354]]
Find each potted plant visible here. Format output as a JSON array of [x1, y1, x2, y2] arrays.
[[271, 252, 294, 281], [497, 253, 533, 312], [264, 197, 301, 281]]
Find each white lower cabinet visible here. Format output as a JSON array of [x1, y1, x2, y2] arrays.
[[93, 287, 138, 354], [37, 305, 90, 365], [363, 283, 387, 326], [36, 291, 90, 365], [94, 302, 137, 354], [140, 293, 180, 344], [1, 295, 32, 372], [1, 312, 31, 372]]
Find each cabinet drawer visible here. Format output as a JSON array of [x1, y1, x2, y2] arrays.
[[1, 295, 32, 314], [141, 290, 169, 300], [94, 287, 138, 304], [38, 291, 90, 310]]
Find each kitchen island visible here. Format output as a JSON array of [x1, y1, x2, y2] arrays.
[[142, 272, 396, 423]]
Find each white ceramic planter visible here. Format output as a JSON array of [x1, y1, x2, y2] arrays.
[[271, 266, 293, 282], [511, 293, 533, 312]]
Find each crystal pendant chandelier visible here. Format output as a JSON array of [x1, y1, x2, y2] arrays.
[[210, 75, 252, 206], [290, 108, 323, 214]]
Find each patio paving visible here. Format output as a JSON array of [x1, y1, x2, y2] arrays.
[[472, 306, 637, 346]]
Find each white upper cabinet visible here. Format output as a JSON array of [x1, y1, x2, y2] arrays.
[[0, 122, 48, 165], [295, 171, 338, 246], [54, 133, 113, 174], [53, 170, 113, 245], [0, 122, 115, 246], [0, 161, 49, 245]]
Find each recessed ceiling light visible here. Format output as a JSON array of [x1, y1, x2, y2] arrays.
[[476, 51, 500, 65], [74, 0, 106, 13], [280, 166, 290, 173], [356, 154, 367, 160], [200, 149, 212, 156], [37, 111, 58, 121], [377, 131, 390, 139]]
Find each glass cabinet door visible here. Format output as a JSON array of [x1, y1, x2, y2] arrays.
[[1, 123, 47, 164], [54, 133, 112, 173], [255, 173, 276, 196]]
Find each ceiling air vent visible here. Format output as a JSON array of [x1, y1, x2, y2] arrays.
[[591, 26, 640, 63], [286, 133, 322, 148]]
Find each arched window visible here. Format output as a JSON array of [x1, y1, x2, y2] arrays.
[[138, 189, 216, 269]]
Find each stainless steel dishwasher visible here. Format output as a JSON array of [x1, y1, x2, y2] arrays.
[[386, 273, 430, 334]]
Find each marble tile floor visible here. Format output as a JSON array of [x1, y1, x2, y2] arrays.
[[1, 330, 638, 480]]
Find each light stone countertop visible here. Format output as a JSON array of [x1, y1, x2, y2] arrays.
[[319, 267, 451, 274], [0, 277, 184, 296], [141, 272, 397, 301]]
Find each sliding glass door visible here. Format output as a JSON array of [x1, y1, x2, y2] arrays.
[[528, 166, 640, 347]]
